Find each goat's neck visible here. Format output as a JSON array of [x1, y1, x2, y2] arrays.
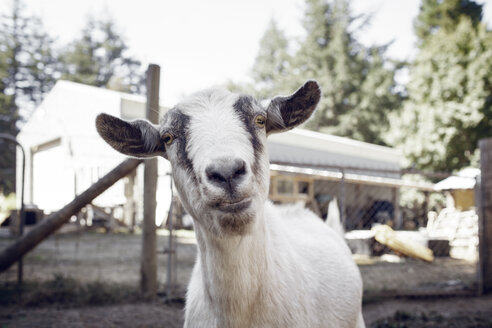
[[195, 208, 270, 322]]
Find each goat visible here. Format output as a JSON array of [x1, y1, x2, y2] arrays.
[[95, 81, 365, 328]]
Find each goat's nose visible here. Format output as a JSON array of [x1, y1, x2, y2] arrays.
[[205, 158, 247, 193]]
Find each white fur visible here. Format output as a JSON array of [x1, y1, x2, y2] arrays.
[[185, 203, 365, 328], [164, 89, 364, 327]]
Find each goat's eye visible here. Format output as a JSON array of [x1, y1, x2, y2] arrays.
[[255, 114, 266, 128], [162, 132, 174, 145]]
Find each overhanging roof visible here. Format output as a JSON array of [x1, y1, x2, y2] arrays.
[[268, 129, 401, 171], [270, 164, 435, 191]]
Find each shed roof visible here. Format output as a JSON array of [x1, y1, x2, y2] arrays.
[[268, 128, 401, 172]]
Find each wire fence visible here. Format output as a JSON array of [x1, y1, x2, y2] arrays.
[[0, 162, 480, 301], [269, 163, 479, 297]]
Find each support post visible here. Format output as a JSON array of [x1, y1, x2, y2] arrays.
[[422, 191, 430, 227], [0, 134, 25, 284], [393, 187, 402, 229], [478, 138, 492, 294], [140, 64, 160, 298], [339, 169, 346, 228], [124, 170, 136, 232]]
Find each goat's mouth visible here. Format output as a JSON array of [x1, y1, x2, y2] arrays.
[[214, 198, 252, 213]]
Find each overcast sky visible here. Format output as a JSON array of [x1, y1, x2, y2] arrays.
[[2, 0, 492, 107]]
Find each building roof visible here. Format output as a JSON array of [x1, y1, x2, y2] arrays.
[[268, 128, 401, 172]]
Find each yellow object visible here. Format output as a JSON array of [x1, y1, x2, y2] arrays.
[[451, 189, 475, 211], [372, 225, 434, 262]]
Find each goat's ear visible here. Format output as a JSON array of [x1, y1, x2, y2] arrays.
[[95, 113, 166, 159], [266, 80, 321, 134]]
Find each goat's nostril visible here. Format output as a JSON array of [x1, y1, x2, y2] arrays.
[[233, 162, 246, 178], [208, 171, 226, 183]]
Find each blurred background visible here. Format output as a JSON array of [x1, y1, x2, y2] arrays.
[[1, 0, 492, 327]]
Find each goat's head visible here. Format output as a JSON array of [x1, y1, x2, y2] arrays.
[[96, 81, 320, 236]]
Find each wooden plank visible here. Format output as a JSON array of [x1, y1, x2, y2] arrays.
[[0, 158, 142, 272], [140, 64, 160, 298]]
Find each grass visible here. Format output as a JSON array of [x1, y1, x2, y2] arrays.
[[0, 273, 143, 308]]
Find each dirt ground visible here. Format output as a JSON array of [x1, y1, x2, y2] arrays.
[[0, 302, 185, 328], [0, 229, 489, 327], [1, 295, 491, 327]]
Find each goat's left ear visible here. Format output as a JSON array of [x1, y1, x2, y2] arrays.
[[95, 113, 166, 159], [266, 80, 321, 134]]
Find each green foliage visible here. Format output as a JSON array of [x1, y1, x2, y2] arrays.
[[60, 16, 144, 94], [414, 0, 483, 44], [389, 17, 492, 172], [249, 0, 402, 146]]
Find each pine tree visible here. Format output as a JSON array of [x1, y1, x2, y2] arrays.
[[390, 0, 491, 172], [251, 19, 292, 98], [60, 16, 144, 94], [0, 0, 58, 194], [294, 0, 401, 145], [414, 0, 483, 44]]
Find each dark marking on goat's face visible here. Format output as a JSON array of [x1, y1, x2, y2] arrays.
[[172, 111, 195, 176], [159, 109, 200, 194], [233, 96, 265, 177]]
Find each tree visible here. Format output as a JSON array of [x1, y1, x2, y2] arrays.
[[414, 0, 483, 44], [0, 78, 15, 194], [292, 0, 402, 145], [251, 19, 292, 98], [390, 16, 492, 172], [60, 16, 144, 94], [0, 0, 58, 194]]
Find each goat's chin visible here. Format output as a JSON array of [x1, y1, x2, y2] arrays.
[[210, 202, 256, 236]]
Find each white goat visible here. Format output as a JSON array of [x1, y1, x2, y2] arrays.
[[96, 81, 365, 328]]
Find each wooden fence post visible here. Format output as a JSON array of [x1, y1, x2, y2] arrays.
[[140, 64, 160, 297], [479, 138, 492, 294]]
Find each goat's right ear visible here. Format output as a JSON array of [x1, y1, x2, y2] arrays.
[[265, 80, 321, 134], [95, 113, 166, 158]]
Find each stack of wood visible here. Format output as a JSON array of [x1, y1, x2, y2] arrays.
[[425, 208, 478, 260]]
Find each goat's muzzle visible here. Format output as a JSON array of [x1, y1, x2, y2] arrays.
[[205, 157, 247, 194]]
